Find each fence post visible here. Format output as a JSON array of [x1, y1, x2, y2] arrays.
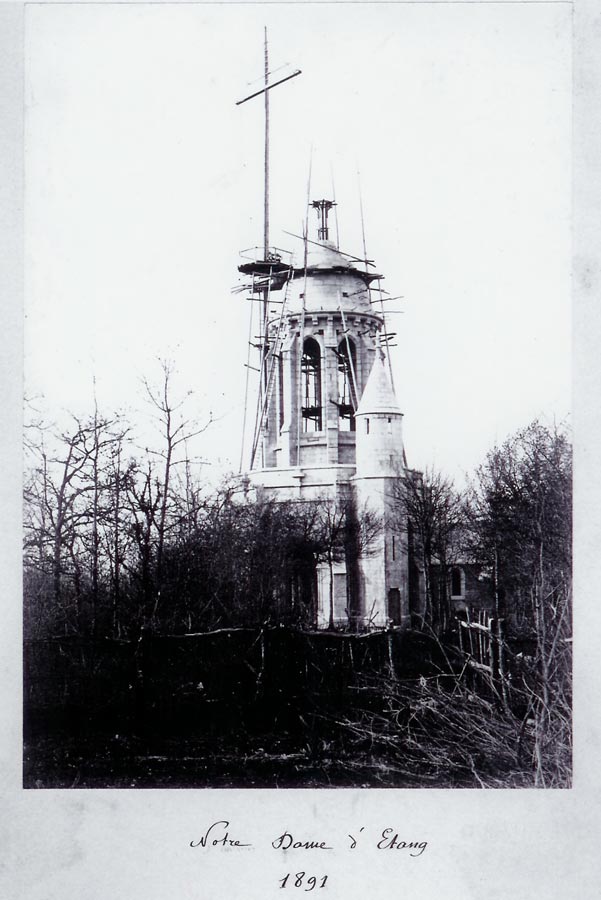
[[134, 627, 149, 737], [497, 618, 509, 708], [387, 629, 397, 681], [467, 611, 475, 659], [490, 618, 500, 682], [255, 627, 266, 699]]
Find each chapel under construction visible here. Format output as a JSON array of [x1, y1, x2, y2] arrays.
[[238, 199, 425, 630]]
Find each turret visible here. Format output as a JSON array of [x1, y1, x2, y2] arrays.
[[355, 350, 404, 477]]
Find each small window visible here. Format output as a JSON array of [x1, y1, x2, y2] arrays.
[[392, 535, 396, 560], [451, 567, 465, 598], [365, 418, 370, 434], [388, 588, 401, 625], [387, 416, 392, 434]]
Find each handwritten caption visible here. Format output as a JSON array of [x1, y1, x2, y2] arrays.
[[190, 820, 428, 856], [190, 821, 428, 890]]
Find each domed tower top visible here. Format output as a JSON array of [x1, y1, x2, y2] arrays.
[[304, 239, 353, 270], [287, 198, 381, 318]]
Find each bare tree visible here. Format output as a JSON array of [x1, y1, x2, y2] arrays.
[[393, 468, 464, 634], [310, 493, 382, 631], [466, 420, 572, 785], [140, 359, 212, 621], [23, 410, 127, 636], [311, 499, 348, 630]]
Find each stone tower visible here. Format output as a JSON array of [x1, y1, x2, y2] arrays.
[[241, 200, 415, 629], [354, 350, 410, 626]]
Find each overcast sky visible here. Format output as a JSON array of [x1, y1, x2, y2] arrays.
[[24, 2, 572, 485]]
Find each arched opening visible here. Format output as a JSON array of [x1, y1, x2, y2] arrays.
[[301, 337, 322, 431], [337, 338, 357, 431]]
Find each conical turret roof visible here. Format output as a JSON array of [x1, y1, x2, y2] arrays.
[[356, 351, 402, 416]]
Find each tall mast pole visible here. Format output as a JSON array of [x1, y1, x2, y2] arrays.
[[263, 26, 270, 259], [235, 38, 302, 469], [261, 28, 270, 467], [236, 32, 301, 257]]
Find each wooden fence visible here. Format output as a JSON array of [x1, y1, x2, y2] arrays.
[[455, 610, 509, 704], [23, 626, 448, 737]]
